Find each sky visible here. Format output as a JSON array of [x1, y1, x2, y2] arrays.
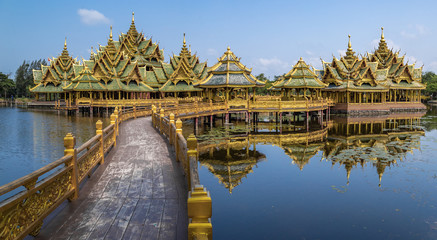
[[1, 0, 437, 80]]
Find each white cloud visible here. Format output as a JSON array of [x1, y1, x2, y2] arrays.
[[257, 57, 288, 68], [425, 61, 437, 72], [305, 57, 323, 70], [207, 48, 217, 56], [404, 56, 423, 66], [305, 50, 314, 56], [337, 50, 346, 57], [400, 24, 429, 39], [78, 9, 110, 25], [370, 39, 400, 51], [253, 57, 289, 75]]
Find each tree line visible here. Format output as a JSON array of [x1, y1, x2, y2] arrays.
[[1, 60, 437, 99], [0, 59, 47, 99]]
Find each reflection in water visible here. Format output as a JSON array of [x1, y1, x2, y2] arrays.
[[199, 138, 266, 193], [196, 111, 437, 239], [0, 107, 109, 186], [197, 113, 425, 191], [326, 115, 424, 186]]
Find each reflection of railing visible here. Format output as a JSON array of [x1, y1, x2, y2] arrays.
[[156, 98, 333, 120], [0, 111, 120, 240], [152, 106, 213, 240], [1, 97, 332, 240]]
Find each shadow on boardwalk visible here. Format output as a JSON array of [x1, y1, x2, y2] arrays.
[[36, 117, 188, 240]]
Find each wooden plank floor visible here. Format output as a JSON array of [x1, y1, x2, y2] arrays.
[[36, 117, 188, 240]]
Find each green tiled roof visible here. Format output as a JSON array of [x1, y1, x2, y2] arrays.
[[33, 70, 43, 83], [386, 80, 425, 89], [30, 83, 64, 93], [159, 81, 202, 92], [198, 47, 264, 88], [273, 58, 326, 89], [144, 71, 160, 87]]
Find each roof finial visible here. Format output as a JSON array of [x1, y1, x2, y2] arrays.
[[348, 34, 352, 49], [227, 46, 230, 51], [299, 57, 303, 61], [109, 25, 113, 40], [64, 37, 67, 50], [132, 12, 135, 23], [183, 33, 186, 46], [381, 27, 385, 41]]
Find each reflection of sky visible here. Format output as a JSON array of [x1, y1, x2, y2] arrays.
[[198, 114, 437, 239], [0, 108, 109, 187]]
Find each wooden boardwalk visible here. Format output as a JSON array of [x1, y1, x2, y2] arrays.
[[36, 117, 188, 240]]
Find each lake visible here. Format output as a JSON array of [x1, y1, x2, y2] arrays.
[[0, 107, 109, 187], [195, 107, 437, 240]]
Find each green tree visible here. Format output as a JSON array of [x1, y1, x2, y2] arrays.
[[15, 59, 47, 98], [0, 72, 16, 98], [422, 71, 437, 98]]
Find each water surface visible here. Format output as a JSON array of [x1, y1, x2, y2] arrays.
[[0, 107, 109, 187], [195, 108, 437, 239]]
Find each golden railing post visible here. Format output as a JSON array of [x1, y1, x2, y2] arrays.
[[114, 107, 119, 136], [175, 118, 182, 162], [160, 109, 164, 133], [96, 120, 104, 164], [134, 104, 137, 118], [169, 113, 175, 144], [110, 113, 117, 147], [186, 134, 197, 190], [152, 105, 156, 127], [188, 185, 213, 240], [64, 133, 78, 200]]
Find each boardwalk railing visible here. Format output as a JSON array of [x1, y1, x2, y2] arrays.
[[0, 109, 121, 240], [151, 105, 213, 240]]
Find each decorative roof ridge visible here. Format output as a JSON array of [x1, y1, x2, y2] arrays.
[[127, 12, 139, 39]]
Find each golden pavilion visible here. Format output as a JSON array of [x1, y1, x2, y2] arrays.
[[317, 28, 425, 114], [30, 17, 425, 114]]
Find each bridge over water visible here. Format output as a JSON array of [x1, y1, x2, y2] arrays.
[[1, 100, 333, 240]]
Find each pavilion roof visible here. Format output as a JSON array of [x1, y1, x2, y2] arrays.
[[273, 58, 327, 89], [197, 47, 265, 88]]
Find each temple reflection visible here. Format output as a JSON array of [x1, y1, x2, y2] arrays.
[[197, 113, 424, 192], [325, 113, 424, 186]]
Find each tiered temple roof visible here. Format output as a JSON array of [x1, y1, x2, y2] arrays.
[[317, 29, 425, 92], [273, 58, 327, 89], [31, 38, 76, 93], [197, 47, 265, 88], [159, 34, 208, 93]]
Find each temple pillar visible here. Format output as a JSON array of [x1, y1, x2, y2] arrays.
[[306, 111, 309, 132]]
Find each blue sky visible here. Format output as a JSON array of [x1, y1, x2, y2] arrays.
[[1, 0, 436, 79]]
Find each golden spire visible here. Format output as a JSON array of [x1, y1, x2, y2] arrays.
[[61, 37, 70, 58], [180, 33, 189, 57], [381, 27, 385, 41], [227, 46, 230, 51], [132, 12, 135, 23], [344, 34, 356, 63], [183, 33, 186, 47], [109, 25, 113, 40], [90, 46, 95, 60]]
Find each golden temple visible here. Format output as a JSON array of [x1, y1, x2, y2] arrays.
[[30, 15, 425, 114]]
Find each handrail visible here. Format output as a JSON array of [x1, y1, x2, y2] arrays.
[[0, 155, 73, 196], [0, 110, 121, 240], [1, 97, 332, 240], [151, 106, 213, 240]]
